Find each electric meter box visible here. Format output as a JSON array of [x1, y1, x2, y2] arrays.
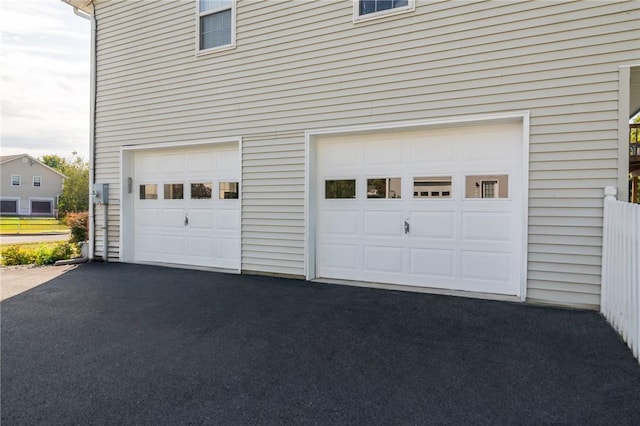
[[92, 183, 109, 204]]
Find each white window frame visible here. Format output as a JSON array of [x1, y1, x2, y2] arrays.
[[33, 176, 42, 187], [353, 0, 415, 23], [196, 0, 236, 56], [11, 175, 21, 186]]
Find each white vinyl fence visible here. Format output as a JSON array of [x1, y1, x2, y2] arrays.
[[601, 186, 640, 362]]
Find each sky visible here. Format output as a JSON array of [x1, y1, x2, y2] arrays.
[[1, 0, 90, 161]]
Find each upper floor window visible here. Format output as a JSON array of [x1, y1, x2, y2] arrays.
[[33, 176, 42, 187], [11, 175, 21, 186], [197, 0, 235, 53], [354, 0, 415, 22]]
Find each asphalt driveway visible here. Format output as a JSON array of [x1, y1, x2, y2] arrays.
[[2, 263, 639, 424]]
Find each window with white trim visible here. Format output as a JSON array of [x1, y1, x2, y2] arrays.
[[11, 175, 21, 186], [198, 0, 235, 53], [354, 0, 415, 21], [33, 176, 42, 187]]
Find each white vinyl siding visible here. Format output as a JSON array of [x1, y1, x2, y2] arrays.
[[241, 134, 305, 276], [92, 0, 639, 307]]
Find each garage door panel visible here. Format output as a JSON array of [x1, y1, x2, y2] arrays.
[[217, 149, 240, 174], [410, 211, 456, 240], [364, 246, 403, 273], [318, 142, 360, 170], [187, 234, 214, 251], [137, 233, 161, 254], [161, 209, 185, 228], [160, 153, 185, 174], [217, 209, 240, 231], [461, 251, 512, 283], [410, 248, 455, 278], [462, 212, 512, 242], [409, 133, 458, 165], [136, 154, 159, 176], [187, 151, 215, 173], [364, 211, 403, 237], [135, 208, 159, 226], [320, 244, 360, 270], [162, 236, 185, 255], [188, 209, 214, 229], [218, 238, 240, 260], [321, 210, 360, 236], [364, 141, 404, 168]]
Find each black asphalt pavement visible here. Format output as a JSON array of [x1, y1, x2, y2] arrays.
[[2, 263, 640, 424]]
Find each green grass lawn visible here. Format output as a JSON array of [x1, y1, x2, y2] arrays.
[[0, 217, 69, 235]]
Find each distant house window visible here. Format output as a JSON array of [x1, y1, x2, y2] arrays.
[[355, 0, 415, 21], [198, 0, 235, 53], [33, 176, 42, 187], [11, 175, 20, 186]]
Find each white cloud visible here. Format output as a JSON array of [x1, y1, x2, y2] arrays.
[[1, 0, 90, 160]]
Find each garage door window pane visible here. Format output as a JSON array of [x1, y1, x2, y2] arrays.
[[1, 200, 17, 213], [413, 177, 452, 199], [325, 179, 356, 199], [139, 184, 158, 200], [367, 178, 401, 199], [164, 184, 184, 200], [31, 201, 52, 214], [465, 175, 509, 199], [191, 183, 212, 199], [219, 182, 239, 199]]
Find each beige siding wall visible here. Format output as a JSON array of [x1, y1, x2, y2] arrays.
[[92, 0, 640, 306]]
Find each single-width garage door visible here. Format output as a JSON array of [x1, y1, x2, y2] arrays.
[[133, 144, 240, 270], [316, 122, 525, 296]]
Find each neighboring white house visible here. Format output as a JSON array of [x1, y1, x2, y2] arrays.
[[63, 0, 640, 310], [0, 154, 66, 217]]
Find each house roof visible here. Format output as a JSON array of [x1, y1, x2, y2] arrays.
[[60, 0, 94, 15], [0, 154, 67, 179]]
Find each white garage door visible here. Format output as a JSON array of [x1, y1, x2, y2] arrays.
[[133, 144, 240, 270], [316, 122, 525, 296]]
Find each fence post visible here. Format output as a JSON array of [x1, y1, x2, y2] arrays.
[[601, 186, 617, 317]]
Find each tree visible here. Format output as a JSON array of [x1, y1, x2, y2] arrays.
[[41, 152, 89, 215]]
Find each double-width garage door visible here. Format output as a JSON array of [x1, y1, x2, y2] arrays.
[[133, 144, 240, 270], [316, 122, 524, 296]]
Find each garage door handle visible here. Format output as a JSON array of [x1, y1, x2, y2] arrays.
[[404, 220, 410, 234], [184, 214, 189, 226]]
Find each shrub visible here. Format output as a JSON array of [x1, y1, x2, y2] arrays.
[[65, 211, 89, 244], [0, 245, 37, 266], [0, 242, 77, 266]]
